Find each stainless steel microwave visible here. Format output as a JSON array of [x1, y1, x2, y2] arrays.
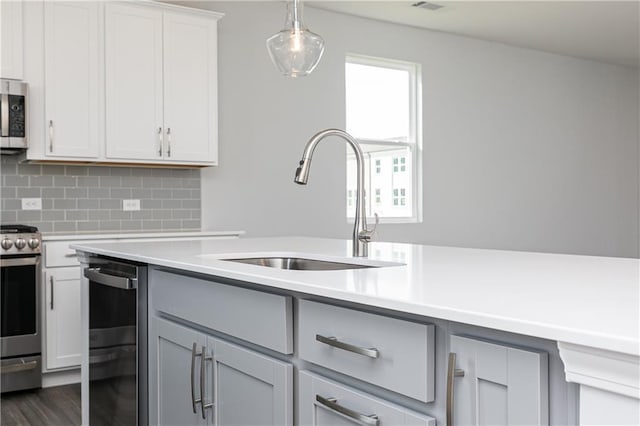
[[0, 79, 27, 151]]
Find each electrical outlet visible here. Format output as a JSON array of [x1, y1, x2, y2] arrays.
[[123, 199, 141, 211], [21, 198, 42, 210]]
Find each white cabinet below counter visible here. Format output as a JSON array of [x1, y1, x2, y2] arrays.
[[40, 230, 241, 387]]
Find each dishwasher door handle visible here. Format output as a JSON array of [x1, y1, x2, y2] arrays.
[[84, 267, 137, 290]]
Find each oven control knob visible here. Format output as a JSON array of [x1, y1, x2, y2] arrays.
[[14, 238, 26, 250], [28, 238, 40, 249], [1, 238, 13, 250]]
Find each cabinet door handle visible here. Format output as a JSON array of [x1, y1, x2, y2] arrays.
[[200, 345, 213, 419], [190, 343, 201, 414], [315, 395, 379, 426], [157, 127, 163, 157], [446, 352, 465, 426], [316, 334, 379, 359], [166, 127, 171, 158], [49, 120, 54, 152], [49, 276, 54, 310]]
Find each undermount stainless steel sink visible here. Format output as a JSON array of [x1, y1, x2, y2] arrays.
[[222, 257, 376, 271]]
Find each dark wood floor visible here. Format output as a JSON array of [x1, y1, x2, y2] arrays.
[[1, 384, 81, 426]]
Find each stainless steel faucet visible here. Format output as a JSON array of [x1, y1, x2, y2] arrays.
[[294, 128, 378, 257]]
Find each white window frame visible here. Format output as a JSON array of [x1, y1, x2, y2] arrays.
[[345, 54, 422, 224]]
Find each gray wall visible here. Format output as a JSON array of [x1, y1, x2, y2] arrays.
[[197, 2, 639, 258], [0, 156, 201, 233]]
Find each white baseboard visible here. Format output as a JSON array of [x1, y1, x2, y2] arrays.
[[42, 368, 80, 388]]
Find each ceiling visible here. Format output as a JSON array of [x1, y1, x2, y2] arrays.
[[309, 1, 640, 68]]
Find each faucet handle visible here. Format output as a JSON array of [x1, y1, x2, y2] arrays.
[[359, 213, 379, 242]]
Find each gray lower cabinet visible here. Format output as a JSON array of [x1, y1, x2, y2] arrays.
[[449, 335, 549, 426], [210, 338, 293, 425], [150, 317, 208, 426], [298, 370, 436, 426], [149, 316, 293, 426]]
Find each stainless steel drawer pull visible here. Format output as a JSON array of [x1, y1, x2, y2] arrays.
[[446, 352, 465, 426], [166, 127, 172, 157], [50, 276, 54, 310], [200, 345, 213, 419], [49, 120, 54, 152], [191, 343, 201, 414], [316, 334, 379, 359], [316, 395, 380, 426], [64, 253, 78, 258]]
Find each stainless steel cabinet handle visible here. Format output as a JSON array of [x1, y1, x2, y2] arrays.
[[49, 120, 54, 152], [166, 127, 171, 157], [191, 343, 201, 414], [200, 345, 213, 419], [316, 395, 379, 426], [64, 253, 78, 258], [157, 127, 163, 157], [49, 276, 54, 310], [446, 352, 465, 426], [316, 334, 379, 359]]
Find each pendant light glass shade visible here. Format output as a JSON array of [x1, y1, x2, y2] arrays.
[[266, 0, 325, 77]]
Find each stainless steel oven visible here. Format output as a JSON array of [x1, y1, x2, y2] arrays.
[[84, 256, 147, 426], [0, 225, 42, 393]]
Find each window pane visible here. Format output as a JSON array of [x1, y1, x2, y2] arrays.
[[347, 144, 413, 218], [346, 63, 410, 142]]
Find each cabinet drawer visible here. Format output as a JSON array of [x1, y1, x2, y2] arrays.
[[298, 370, 435, 426], [151, 269, 293, 354], [298, 300, 434, 402], [45, 240, 114, 267]]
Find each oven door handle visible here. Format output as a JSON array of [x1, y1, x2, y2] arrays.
[[1, 360, 38, 374], [84, 267, 137, 290], [1, 257, 39, 267]]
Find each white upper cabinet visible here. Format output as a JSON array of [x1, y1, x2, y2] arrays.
[[1, 0, 24, 80], [163, 12, 218, 164], [105, 3, 219, 165], [44, 1, 101, 159], [23, 0, 221, 167], [105, 3, 163, 161]]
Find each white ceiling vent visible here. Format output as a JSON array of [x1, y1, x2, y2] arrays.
[[412, 2, 444, 11]]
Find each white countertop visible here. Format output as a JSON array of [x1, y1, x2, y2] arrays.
[[72, 237, 640, 356]]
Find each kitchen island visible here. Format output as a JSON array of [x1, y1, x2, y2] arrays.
[[73, 237, 639, 425]]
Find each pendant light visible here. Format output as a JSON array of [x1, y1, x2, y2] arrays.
[[266, 0, 325, 77]]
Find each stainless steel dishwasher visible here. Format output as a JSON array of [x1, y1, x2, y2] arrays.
[[84, 257, 147, 426]]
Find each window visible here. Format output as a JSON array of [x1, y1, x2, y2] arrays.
[[345, 55, 421, 222]]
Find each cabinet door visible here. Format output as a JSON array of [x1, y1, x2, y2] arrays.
[[298, 370, 435, 426], [210, 338, 293, 426], [105, 3, 163, 161], [150, 317, 207, 426], [44, 1, 100, 158], [0, 0, 23, 80], [163, 12, 218, 164], [44, 267, 82, 370], [450, 335, 549, 426]]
